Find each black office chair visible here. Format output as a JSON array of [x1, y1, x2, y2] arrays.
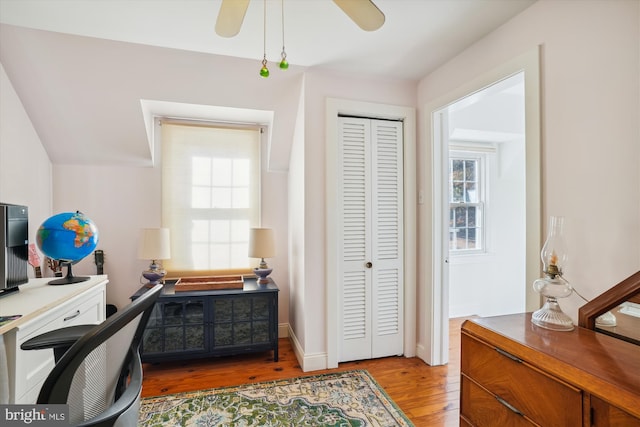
[[21, 284, 162, 427]]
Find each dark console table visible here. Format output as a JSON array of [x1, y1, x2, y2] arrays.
[[131, 277, 279, 363]]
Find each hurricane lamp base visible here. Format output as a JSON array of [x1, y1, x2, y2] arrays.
[[531, 298, 574, 331], [595, 311, 617, 327]]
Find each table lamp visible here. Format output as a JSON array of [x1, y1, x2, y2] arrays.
[[249, 228, 275, 284], [139, 228, 170, 287]]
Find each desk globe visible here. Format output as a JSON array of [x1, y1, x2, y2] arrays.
[[36, 211, 99, 285]]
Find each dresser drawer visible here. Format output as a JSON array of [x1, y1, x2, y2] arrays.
[[461, 333, 582, 426], [460, 375, 534, 426]]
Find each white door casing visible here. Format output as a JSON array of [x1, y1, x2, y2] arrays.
[[326, 98, 416, 369], [420, 47, 541, 366]]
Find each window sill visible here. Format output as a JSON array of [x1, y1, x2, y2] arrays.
[[167, 268, 255, 279], [449, 252, 496, 265]]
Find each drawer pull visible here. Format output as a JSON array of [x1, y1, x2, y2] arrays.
[[496, 396, 524, 416], [64, 310, 81, 322], [495, 347, 523, 363]]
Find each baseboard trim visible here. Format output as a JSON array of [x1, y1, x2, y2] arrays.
[[416, 343, 428, 364], [278, 323, 289, 338], [287, 324, 328, 372]]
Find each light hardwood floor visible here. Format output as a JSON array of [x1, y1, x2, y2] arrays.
[[141, 317, 468, 426]]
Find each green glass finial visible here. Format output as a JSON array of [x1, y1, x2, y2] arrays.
[[260, 57, 269, 78], [279, 50, 289, 70]]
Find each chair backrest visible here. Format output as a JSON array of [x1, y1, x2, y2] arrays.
[[37, 284, 162, 426]]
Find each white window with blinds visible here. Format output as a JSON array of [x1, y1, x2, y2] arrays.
[[161, 121, 261, 272]]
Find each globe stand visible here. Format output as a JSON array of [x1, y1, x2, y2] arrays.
[[48, 261, 89, 285]]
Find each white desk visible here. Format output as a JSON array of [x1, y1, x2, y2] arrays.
[[0, 275, 107, 403]]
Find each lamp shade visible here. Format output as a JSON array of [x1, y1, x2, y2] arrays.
[[138, 228, 171, 260], [248, 228, 275, 258]]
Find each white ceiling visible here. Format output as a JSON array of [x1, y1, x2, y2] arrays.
[[0, 0, 535, 80], [0, 0, 536, 166]]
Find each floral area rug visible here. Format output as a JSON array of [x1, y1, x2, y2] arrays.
[[139, 369, 414, 426]]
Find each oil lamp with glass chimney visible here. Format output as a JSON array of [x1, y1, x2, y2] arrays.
[[531, 216, 575, 331]]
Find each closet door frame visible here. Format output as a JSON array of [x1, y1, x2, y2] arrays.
[[326, 98, 416, 369]]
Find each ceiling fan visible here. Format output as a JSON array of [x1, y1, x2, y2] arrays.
[[215, 0, 385, 38]]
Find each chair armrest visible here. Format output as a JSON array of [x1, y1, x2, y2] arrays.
[[21, 324, 96, 362]]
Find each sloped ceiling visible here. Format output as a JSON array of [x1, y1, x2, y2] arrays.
[[0, 0, 536, 167]]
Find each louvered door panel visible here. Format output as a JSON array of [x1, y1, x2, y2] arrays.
[[341, 121, 368, 263], [341, 271, 371, 360], [375, 268, 399, 335], [338, 118, 372, 361], [373, 122, 402, 260], [342, 271, 367, 339], [371, 120, 403, 358]]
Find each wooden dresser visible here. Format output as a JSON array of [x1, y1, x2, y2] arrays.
[[460, 313, 640, 426]]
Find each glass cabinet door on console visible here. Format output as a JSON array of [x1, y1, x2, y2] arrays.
[[142, 297, 207, 358], [213, 294, 273, 350]]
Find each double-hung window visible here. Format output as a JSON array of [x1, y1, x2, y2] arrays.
[[161, 121, 261, 273], [449, 152, 485, 253]]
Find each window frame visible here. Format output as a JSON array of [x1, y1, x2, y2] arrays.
[[160, 119, 263, 276], [448, 150, 487, 256]]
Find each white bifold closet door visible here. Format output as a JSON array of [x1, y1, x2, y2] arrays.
[[337, 116, 404, 362]]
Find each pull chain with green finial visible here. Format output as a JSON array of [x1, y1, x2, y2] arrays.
[[279, 0, 289, 70], [259, 0, 269, 77]]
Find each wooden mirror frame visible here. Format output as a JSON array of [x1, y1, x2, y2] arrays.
[[578, 271, 640, 343]]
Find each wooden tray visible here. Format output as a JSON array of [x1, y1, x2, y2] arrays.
[[174, 275, 244, 291]]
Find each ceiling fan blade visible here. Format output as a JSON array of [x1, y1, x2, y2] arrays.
[[332, 0, 385, 31], [215, 0, 250, 37]]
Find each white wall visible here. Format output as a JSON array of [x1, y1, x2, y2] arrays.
[[287, 79, 306, 352], [418, 0, 640, 352], [0, 64, 52, 264]]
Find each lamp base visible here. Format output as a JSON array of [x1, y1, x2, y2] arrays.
[[254, 267, 272, 284], [531, 298, 574, 331], [142, 269, 166, 287]]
